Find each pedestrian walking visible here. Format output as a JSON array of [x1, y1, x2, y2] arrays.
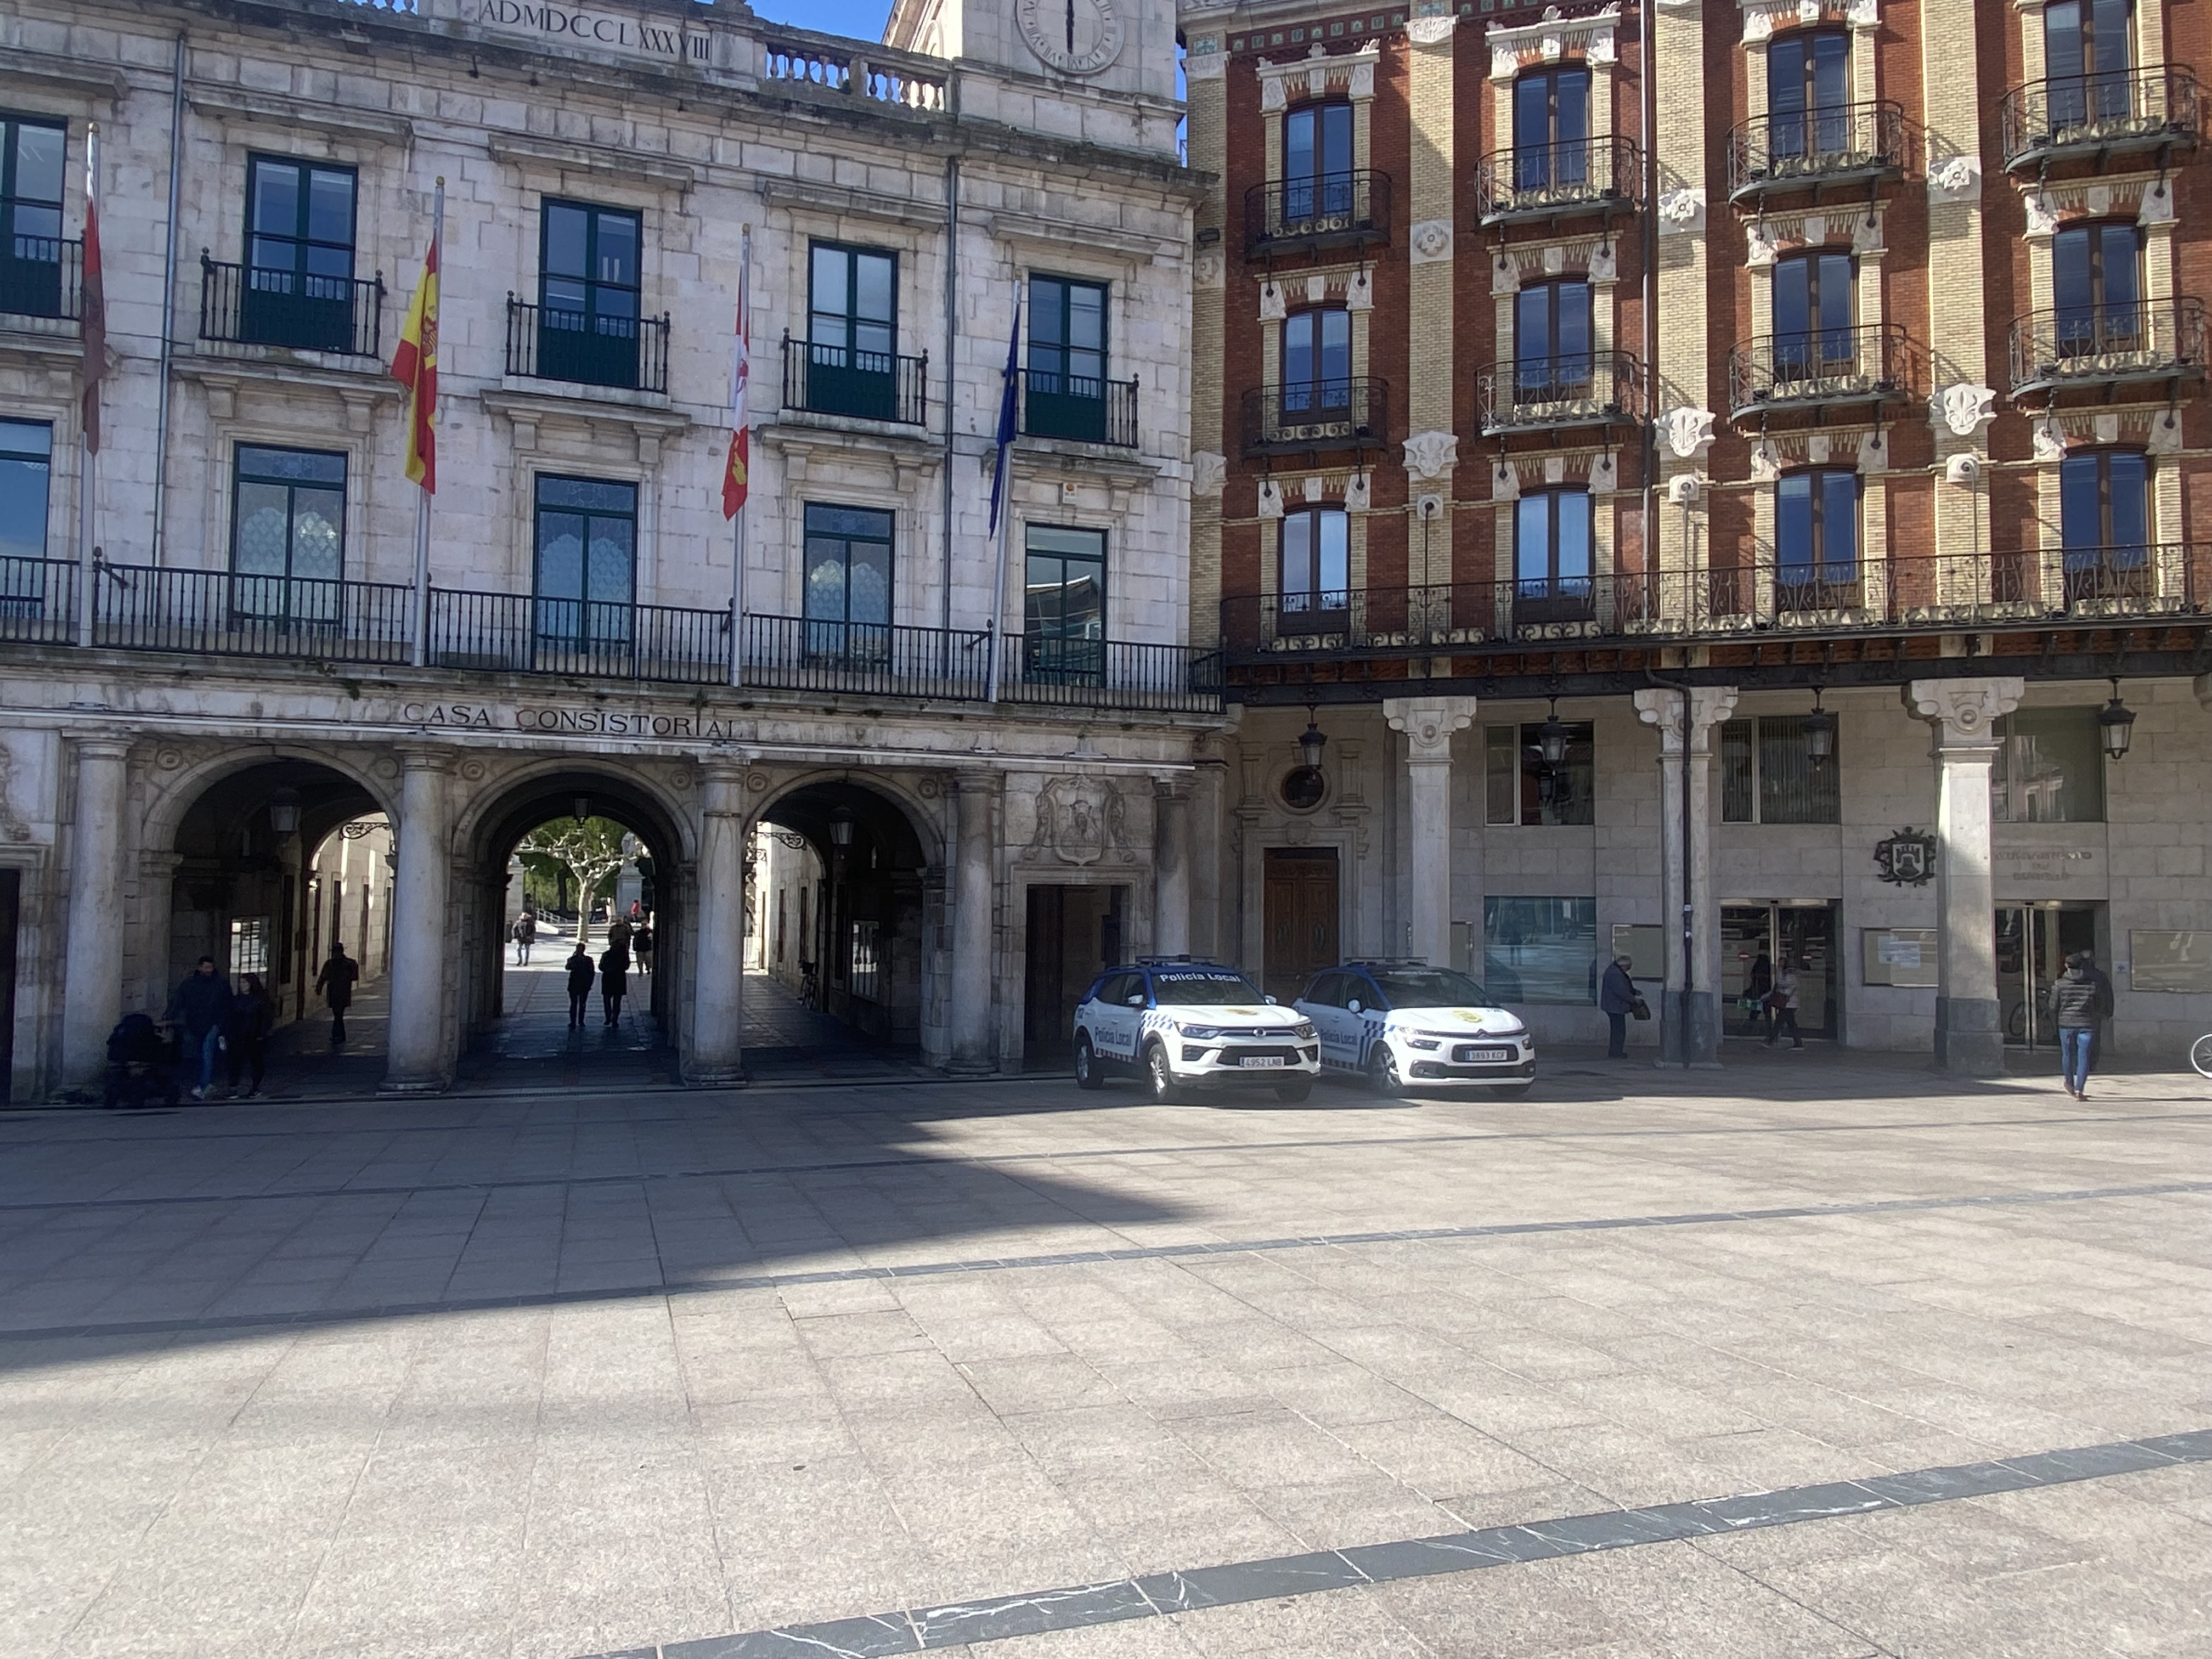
[[165, 956, 232, 1100], [599, 944, 629, 1028], [608, 916, 633, 958], [1743, 950, 1774, 1039], [565, 943, 596, 1029], [313, 942, 360, 1045], [223, 974, 275, 1098], [1598, 953, 1639, 1058], [1764, 961, 1805, 1049], [511, 911, 537, 966], [631, 921, 653, 978], [2052, 950, 2115, 1099]]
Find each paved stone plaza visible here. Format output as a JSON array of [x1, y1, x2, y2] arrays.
[[2, 1060, 2208, 1659]]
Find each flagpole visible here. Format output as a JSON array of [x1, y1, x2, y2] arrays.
[[985, 290, 1020, 704], [409, 178, 443, 669], [729, 225, 751, 689], [76, 123, 100, 651]]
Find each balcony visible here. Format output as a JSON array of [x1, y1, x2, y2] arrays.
[[1473, 137, 1643, 227], [2000, 66, 2199, 173], [1018, 367, 1138, 447], [1726, 324, 1915, 421], [199, 255, 385, 358], [1243, 171, 1391, 262], [1476, 352, 1647, 436], [1725, 101, 1907, 202], [2008, 299, 2207, 397], [780, 334, 929, 426], [1240, 378, 1388, 458], [505, 296, 670, 394], [0, 234, 81, 333]]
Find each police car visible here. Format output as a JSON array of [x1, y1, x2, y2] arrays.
[[1294, 960, 1534, 1097], [1073, 958, 1322, 1103]]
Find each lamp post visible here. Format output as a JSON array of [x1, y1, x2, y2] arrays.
[[1535, 699, 1570, 769], [1803, 689, 1835, 764], [2098, 679, 2136, 760], [1298, 706, 1328, 772]]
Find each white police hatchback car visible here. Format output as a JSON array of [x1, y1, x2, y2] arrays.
[[1294, 961, 1534, 1097], [1073, 958, 1322, 1103]]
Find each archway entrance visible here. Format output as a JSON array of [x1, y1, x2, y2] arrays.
[[746, 779, 933, 1081]]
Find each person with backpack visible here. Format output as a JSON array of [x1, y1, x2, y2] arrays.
[[2052, 950, 2115, 1099], [511, 911, 537, 966], [565, 943, 596, 1029]]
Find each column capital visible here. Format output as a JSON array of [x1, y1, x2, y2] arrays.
[[1382, 696, 1479, 760], [1152, 775, 1194, 803], [946, 768, 1001, 797], [1904, 676, 2022, 749], [72, 736, 132, 763], [1633, 685, 1739, 753], [396, 745, 455, 773]]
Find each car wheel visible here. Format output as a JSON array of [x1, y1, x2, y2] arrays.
[[1367, 1043, 1407, 1099], [1494, 1082, 1533, 1099], [1074, 1035, 1105, 1091], [1274, 1080, 1313, 1103], [1143, 1042, 1184, 1104]]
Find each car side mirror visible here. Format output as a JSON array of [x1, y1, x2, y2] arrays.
[[1346, 998, 1362, 1014], [1125, 994, 1147, 1008], [1265, 994, 1278, 1005]]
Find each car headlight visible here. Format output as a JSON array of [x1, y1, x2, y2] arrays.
[[1177, 1023, 1224, 1040], [1406, 1037, 1442, 1051], [1293, 1020, 1316, 1039]]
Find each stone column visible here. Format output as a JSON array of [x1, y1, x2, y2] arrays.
[[1382, 697, 1478, 969], [1906, 676, 2022, 1076], [1153, 778, 1192, 958], [947, 771, 997, 1076], [1633, 686, 1740, 1066], [685, 763, 749, 1086], [136, 849, 182, 1016], [59, 738, 131, 1089], [382, 749, 453, 1094]]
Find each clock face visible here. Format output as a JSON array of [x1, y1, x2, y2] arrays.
[[1015, 0, 1124, 75]]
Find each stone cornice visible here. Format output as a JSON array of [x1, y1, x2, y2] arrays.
[[759, 178, 947, 232], [5, 49, 131, 105], [484, 133, 697, 190], [187, 82, 414, 146]]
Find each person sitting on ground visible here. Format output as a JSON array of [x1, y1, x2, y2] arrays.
[[104, 1012, 178, 1110]]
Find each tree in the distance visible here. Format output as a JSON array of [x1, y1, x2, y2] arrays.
[[517, 817, 635, 945]]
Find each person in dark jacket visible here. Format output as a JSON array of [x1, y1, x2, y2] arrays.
[[1598, 955, 1638, 1058], [631, 921, 653, 977], [313, 943, 360, 1045], [599, 944, 629, 1028], [223, 974, 275, 1098], [166, 957, 232, 1100], [2052, 950, 2115, 1099], [565, 945, 596, 1029], [104, 1012, 178, 1109]]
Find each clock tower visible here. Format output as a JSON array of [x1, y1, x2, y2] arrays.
[[883, 0, 1180, 110]]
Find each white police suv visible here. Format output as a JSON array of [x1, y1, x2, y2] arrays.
[[1073, 958, 1322, 1103], [1294, 961, 1534, 1097]]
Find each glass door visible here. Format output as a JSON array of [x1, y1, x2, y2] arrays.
[[1720, 902, 1838, 1039], [1997, 905, 2100, 1046]]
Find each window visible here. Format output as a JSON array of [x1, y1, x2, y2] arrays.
[[539, 200, 642, 388], [1772, 251, 1857, 379], [533, 476, 636, 652], [2052, 223, 2142, 357], [1513, 67, 1590, 190], [1514, 490, 1594, 618], [1768, 31, 1850, 159], [807, 242, 898, 418], [1775, 469, 1860, 601], [1991, 708, 2106, 822], [1278, 507, 1349, 624], [0, 116, 66, 319], [229, 917, 270, 977], [1282, 307, 1351, 414], [849, 919, 882, 1002], [1485, 721, 1596, 826], [1482, 896, 1597, 1004], [803, 502, 893, 660], [242, 157, 358, 351], [1026, 275, 1109, 441], [2045, 0, 2134, 128], [2060, 449, 2151, 599], [1023, 524, 1105, 683], [1515, 281, 1593, 403], [0, 417, 51, 564], [1719, 715, 1841, 823], [231, 445, 345, 624], [1284, 101, 1354, 221]]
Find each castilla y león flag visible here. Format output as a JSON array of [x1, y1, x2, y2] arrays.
[[723, 235, 751, 520], [391, 228, 441, 492]]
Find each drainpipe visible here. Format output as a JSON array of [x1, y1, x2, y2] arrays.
[[940, 155, 958, 636], [151, 32, 186, 564]]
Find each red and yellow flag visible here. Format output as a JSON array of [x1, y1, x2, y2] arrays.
[[391, 228, 440, 492], [722, 235, 751, 520]]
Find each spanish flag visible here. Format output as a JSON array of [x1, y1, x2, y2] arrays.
[[722, 231, 751, 520], [391, 215, 441, 493]]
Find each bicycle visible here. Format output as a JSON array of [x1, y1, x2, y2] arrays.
[[2191, 1034, 2212, 1079]]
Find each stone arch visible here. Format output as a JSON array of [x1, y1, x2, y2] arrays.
[[139, 742, 399, 859]]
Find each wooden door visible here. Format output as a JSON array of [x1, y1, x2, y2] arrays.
[[1263, 849, 1339, 1002]]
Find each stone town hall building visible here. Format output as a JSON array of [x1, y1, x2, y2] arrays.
[[1182, 0, 2212, 1068], [0, 0, 1208, 1097]]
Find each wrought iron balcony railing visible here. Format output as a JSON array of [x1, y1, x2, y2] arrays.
[[780, 334, 929, 425], [0, 234, 81, 330], [1243, 170, 1391, 260], [1240, 377, 1388, 457], [2008, 298, 2208, 396], [1017, 367, 1138, 447], [91, 562, 414, 662], [1727, 323, 1915, 419], [506, 296, 670, 394], [1473, 136, 1643, 225], [1476, 352, 1647, 435], [199, 255, 385, 358], [1726, 100, 1907, 200], [2000, 66, 2199, 171]]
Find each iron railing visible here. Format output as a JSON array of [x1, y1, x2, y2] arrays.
[[2008, 298, 2208, 395], [0, 558, 78, 642], [0, 234, 81, 328], [428, 589, 728, 682], [198, 255, 385, 358], [1241, 377, 1388, 456], [2000, 66, 2200, 170], [90, 562, 414, 661], [741, 613, 990, 701], [1244, 170, 1392, 259], [1476, 351, 1647, 434], [1726, 100, 1908, 199], [1728, 323, 1915, 417], [780, 334, 929, 425], [1017, 367, 1138, 447], [506, 296, 670, 393], [1472, 136, 1643, 224]]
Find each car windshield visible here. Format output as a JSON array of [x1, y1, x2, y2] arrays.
[[1368, 968, 1500, 1009], [1150, 969, 1266, 1006]]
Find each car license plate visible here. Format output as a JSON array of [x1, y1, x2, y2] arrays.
[[1241, 1056, 1286, 1068], [1456, 1047, 1513, 1063]]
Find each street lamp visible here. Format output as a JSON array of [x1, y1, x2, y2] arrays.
[[572, 794, 591, 823], [1298, 706, 1328, 771], [1535, 699, 1571, 769], [1802, 689, 1836, 764], [267, 788, 301, 838], [828, 804, 856, 849], [2098, 679, 2137, 760]]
